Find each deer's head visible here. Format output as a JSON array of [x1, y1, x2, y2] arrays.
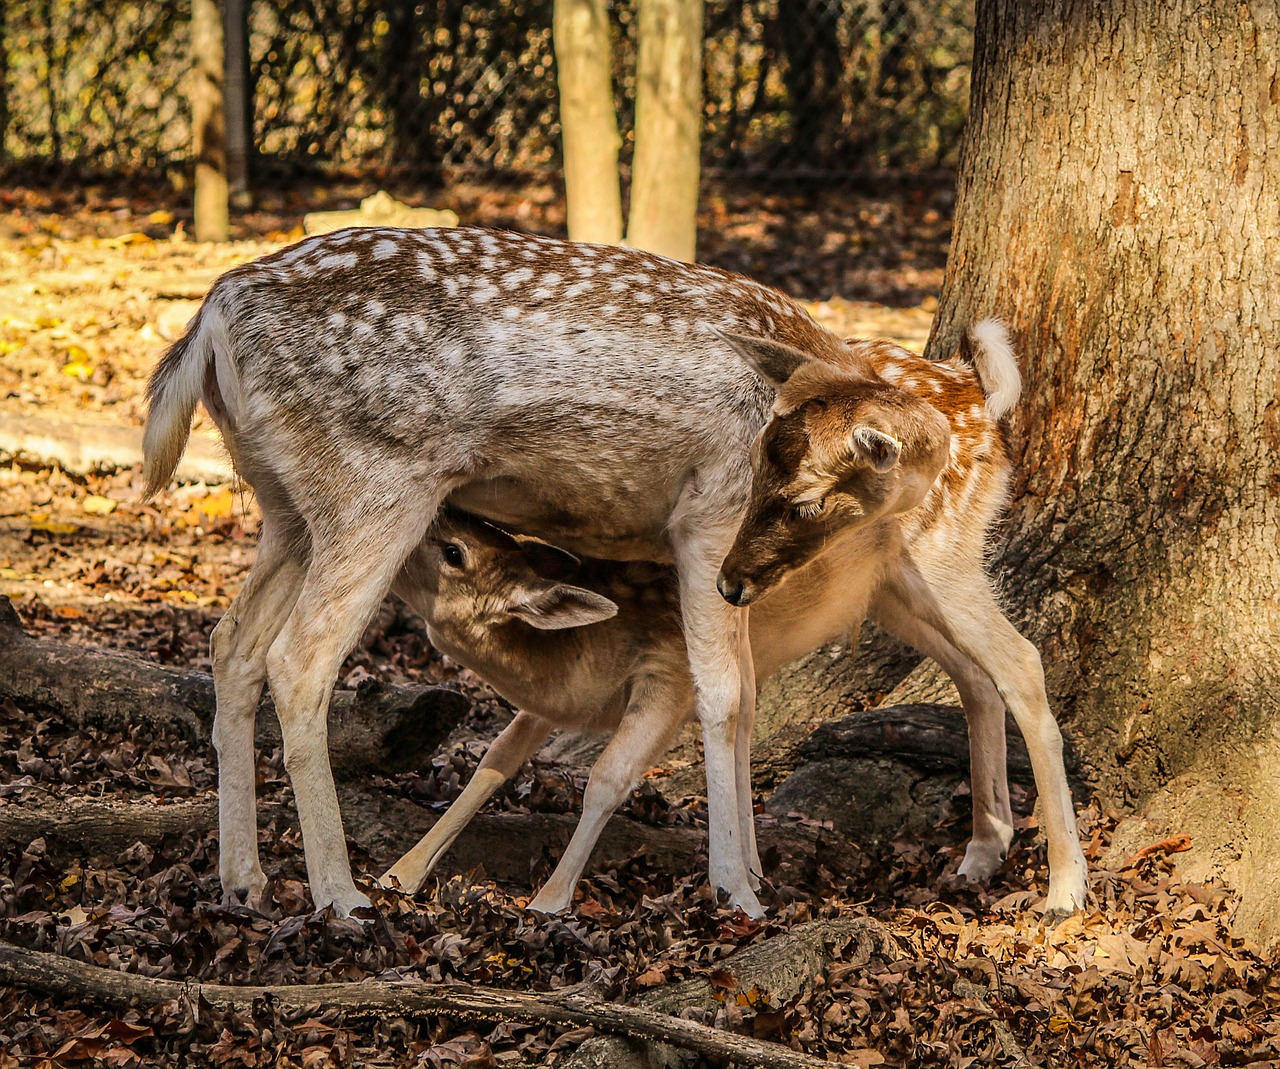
[[716, 332, 952, 606]]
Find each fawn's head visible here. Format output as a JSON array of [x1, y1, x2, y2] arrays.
[[407, 510, 619, 637], [716, 332, 952, 606]]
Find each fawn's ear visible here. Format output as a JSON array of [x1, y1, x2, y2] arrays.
[[509, 584, 619, 631], [518, 540, 581, 583], [850, 427, 903, 473], [711, 327, 815, 390]]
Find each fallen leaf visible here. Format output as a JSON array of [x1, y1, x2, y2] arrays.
[[83, 495, 117, 515]]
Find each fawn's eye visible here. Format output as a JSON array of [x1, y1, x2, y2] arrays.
[[787, 499, 826, 522], [442, 543, 465, 568]]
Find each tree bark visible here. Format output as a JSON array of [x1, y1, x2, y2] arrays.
[[919, 0, 1280, 939], [0, 597, 469, 775], [627, 0, 704, 262], [554, 0, 624, 245], [191, 0, 229, 242]]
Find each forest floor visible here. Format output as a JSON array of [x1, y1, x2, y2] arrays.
[[1, 176, 1277, 1066]]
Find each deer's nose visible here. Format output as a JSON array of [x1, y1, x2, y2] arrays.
[[716, 573, 752, 606]]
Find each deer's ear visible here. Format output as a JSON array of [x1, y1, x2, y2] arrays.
[[850, 427, 902, 473], [711, 327, 814, 389], [509, 584, 618, 631]]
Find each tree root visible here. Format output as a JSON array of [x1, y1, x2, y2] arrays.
[[0, 938, 856, 1069], [564, 917, 899, 1068]]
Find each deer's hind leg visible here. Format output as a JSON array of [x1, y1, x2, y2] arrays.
[[265, 484, 448, 917], [212, 504, 309, 909], [870, 587, 1015, 882]]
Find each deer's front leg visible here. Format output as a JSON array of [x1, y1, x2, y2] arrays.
[[673, 517, 764, 918], [382, 712, 551, 894]]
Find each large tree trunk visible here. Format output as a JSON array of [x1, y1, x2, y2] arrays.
[[627, 0, 704, 262], [554, 0, 623, 245], [917, 0, 1280, 939], [191, 0, 229, 242]]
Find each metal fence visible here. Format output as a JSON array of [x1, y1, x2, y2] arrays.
[[1, 0, 972, 182]]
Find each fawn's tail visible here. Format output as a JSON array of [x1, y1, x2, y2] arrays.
[[962, 319, 1021, 420]]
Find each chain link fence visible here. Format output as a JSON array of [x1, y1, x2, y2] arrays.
[[1, 0, 972, 183]]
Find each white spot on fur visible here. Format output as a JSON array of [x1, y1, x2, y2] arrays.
[[416, 252, 437, 280], [634, 291, 654, 304], [564, 281, 593, 299], [502, 267, 534, 289], [317, 251, 359, 270], [372, 238, 399, 260], [472, 280, 499, 303], [642, 312, 662, 326], [366, 299, 385, 318]]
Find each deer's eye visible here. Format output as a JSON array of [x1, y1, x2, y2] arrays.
[[787, 499, 826, 522], [442, 543, 465, 568]]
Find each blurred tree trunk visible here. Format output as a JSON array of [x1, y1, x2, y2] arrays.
[[223, 0, 252, 208], [554, 0, 623, 245], [773, 0, 1280, 940], [191, 0, 229, 241], [779, 0, 840, 162], [627, 0, 703, 262], [0, 0, 8, 165]]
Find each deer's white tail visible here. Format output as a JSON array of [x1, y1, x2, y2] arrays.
[[966, 319, 1021, 421], [142, 299, 234, 499]]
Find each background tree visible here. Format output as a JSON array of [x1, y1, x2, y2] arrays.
[[553, 0, 624, 245], [767, 0, 1280, 939], [223, 0, 252, 209], [191, 0, 229, 241], [627, 0, 704, 261]]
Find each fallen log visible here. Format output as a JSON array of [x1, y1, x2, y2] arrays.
[[0, 412, 232, 482], [0, 791, 861, 893], [0, 596, 469, 775], [794, 702, 1032, 779], [0, 940, 838, 1069]]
